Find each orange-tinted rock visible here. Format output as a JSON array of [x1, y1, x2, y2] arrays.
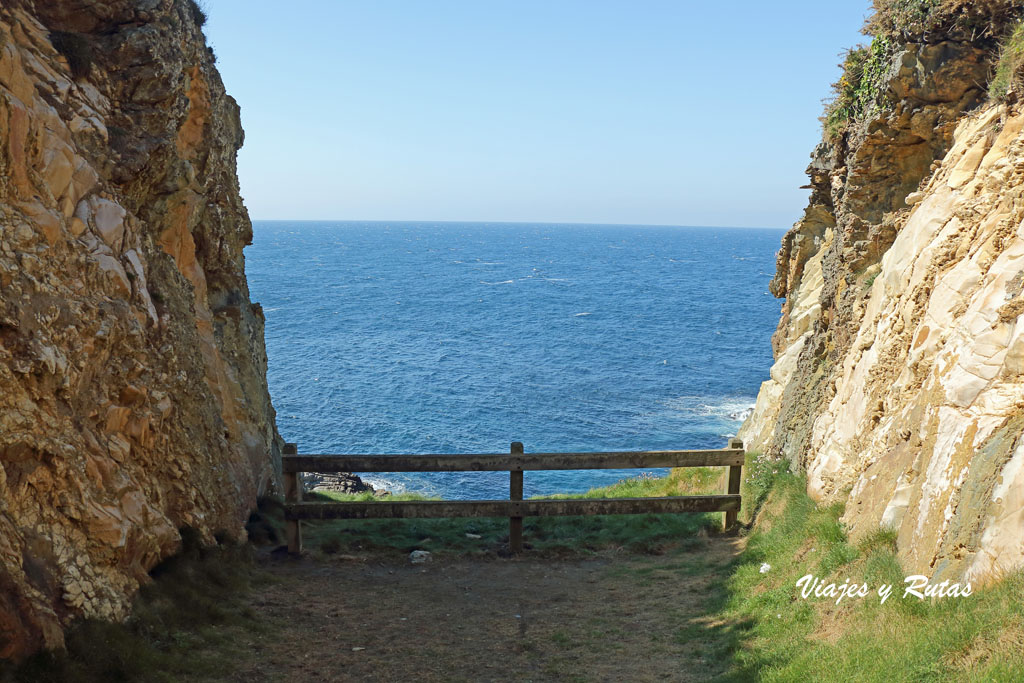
[[0, 0, 281, 661]]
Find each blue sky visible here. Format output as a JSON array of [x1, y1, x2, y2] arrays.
[[205, 1, 869, 227]]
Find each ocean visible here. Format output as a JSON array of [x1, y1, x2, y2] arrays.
[[245, 221, 785, 499]]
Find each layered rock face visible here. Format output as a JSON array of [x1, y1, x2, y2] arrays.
[[0, 0, 280, 659], [741, 38, 1024, 583]]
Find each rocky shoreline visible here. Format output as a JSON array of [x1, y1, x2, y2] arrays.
[[302, 471, 389, 496]]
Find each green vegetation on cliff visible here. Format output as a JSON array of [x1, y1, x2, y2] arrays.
[[718, 464, 1024, 681], [824, 0, 1024, 140], [823, 36, 895, 141]]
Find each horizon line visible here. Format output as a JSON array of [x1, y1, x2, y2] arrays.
[[247, 218, 789, 231]]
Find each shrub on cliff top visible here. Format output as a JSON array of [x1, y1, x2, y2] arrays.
[[822, 0, 1024, 139], [866, 0, 1024, 41], [187, 0, 208, 27]]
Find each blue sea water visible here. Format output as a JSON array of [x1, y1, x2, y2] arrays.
[[245, 221, 785, 500]]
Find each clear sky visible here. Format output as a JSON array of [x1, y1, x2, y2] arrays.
[[204, 1, 870, 227]]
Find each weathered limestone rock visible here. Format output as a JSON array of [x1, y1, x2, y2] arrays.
[[0, 0, 281, 659], [741, 36, 1024, 584], [806, 107, 1024, 583]]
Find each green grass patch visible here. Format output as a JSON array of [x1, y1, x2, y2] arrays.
[[544, 466, 725, 500], [0, 528, 268, 683], [296, 466, 727, 557], [712, 465, 1024, 681], [739, 450, 788, 524], [301, 490, 513, 555], [990, 19, 1024, 101], [316, 490, 440, 502]]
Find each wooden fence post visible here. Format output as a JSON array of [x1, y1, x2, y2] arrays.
[[509, 442, 524, 554], [724, 438, 744, 531], [283, 442, 302, 554]]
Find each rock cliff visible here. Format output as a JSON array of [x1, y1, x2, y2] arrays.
[[0, 0, 280, 659], [742, 5, 1024, 585]]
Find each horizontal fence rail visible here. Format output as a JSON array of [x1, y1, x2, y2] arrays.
[[281, 449, 744, 473], [281, 439, 745, 554]]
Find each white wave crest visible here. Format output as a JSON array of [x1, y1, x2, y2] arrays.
[[357, 475, 409, 495], [662, 395, 756, 422]]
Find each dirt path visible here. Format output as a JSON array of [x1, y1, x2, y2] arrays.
[[222, 538, 743, 682]]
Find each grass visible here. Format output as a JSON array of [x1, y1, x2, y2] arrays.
[[711, 465, 1024, 681], [299, 458, 1024, 679], [990, 20, 1024, 101], [297, 466, 729, 558], [0, 528, 269, 683], [7, 462, 1021, 680]]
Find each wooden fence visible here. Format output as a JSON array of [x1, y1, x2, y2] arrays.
[[281, 438, 744, 554]]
